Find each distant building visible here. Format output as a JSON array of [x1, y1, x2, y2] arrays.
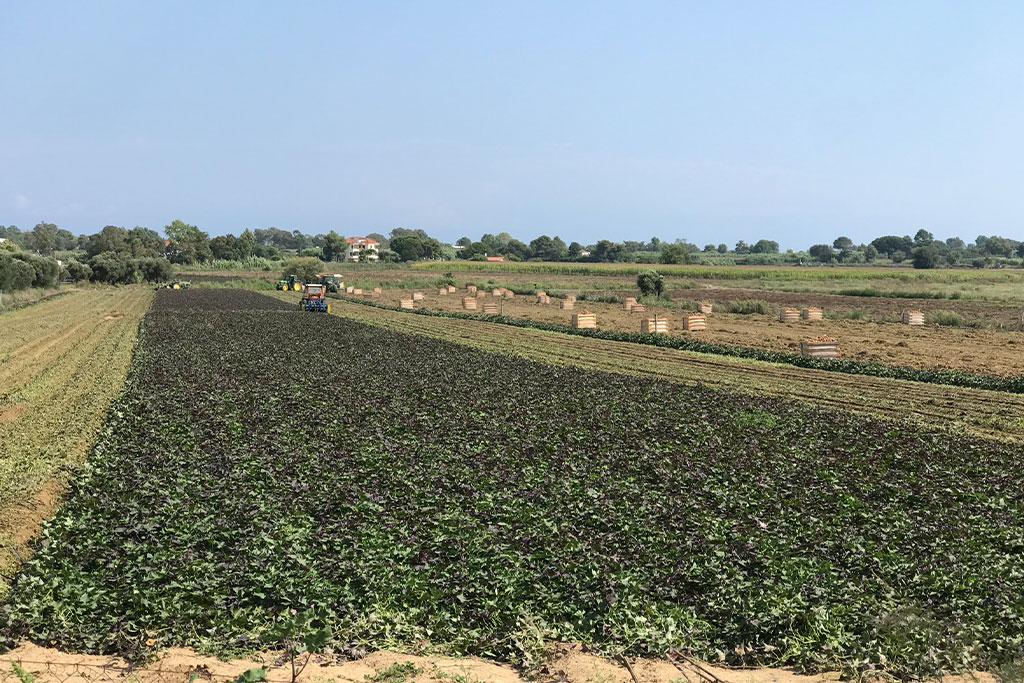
[[485, 256, 506, 262], [578, 249, 591, 257], [346, 236, 380, 261]]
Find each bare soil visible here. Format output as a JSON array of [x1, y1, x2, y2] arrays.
[[4, 642, 998, 683], [363, 290, 1024, 377]]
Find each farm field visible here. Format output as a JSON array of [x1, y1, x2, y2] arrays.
[[274, 294, 1024, 441], [0, 286, 153, 597], [356, 288, 1024, 378], [4, 289, 1024, 681]]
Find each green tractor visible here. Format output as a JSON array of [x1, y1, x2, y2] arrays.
[[319, 274, 341, 293], [276, 274, 303, 291]]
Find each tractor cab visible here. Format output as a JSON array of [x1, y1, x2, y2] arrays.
[[299, 283, 330, 312]]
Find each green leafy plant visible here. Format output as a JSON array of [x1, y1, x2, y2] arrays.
[[365, 662, 422, 683], [10, 662, 34, 683]]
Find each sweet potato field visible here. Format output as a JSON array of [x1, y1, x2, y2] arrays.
[[3, 290, 1024, 679]]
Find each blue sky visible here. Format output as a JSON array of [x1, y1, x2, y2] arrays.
[[2, 1, 1023, 249]]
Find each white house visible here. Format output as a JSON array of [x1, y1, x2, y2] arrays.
[[346, 236, 380, 261]]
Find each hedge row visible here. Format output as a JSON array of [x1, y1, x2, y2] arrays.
[[332, 294, 1024, 394]]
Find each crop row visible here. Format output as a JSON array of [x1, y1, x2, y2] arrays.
[[333, 295, 1024, 394], [410, 260, 1024, 283], [3, 290, 1023, 679]]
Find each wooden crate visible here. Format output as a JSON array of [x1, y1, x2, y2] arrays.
[[536, 294, 550, 304], [572, 312, 597, 329], [697, 301, 713, 314], [491, 287, 505, 296], [503, 291, 515, 299], [345, 286, 354, 294], [560, 299, 575, 310], [476, 290, 486, 298], [373, 287, 382, 294], [641, 316, 669, 333], [463, 297, 477, 311], [628, 303, 646, 314], [682, 314, 707, 331], [801, 337, 840, 358], [399, 298, 414, 310], [371, 290, 381, 298], [438, 287, 448, 295], [802, 307, 823, 321], [623, 297, 637, 311], [779, 307, 800, 323], [482, 302, 499, 314], [564, 294, 577, 302], [447, 285, 457, 293], [412, 292, 424, 301], [467, 285, 477, 294], [903, 310, 924, 325], [353, 288, 363, 295]]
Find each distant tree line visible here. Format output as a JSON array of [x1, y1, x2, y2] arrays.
[[1, 220, 1022, 292]]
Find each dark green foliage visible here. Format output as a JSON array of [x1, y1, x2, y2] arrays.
[[89, 252, 139, 284], [137, 257, 173, 283], [63, 259, 93, 282], [341, 297, 1024, 393], [0, 252, 61, 290], [280, 257, 324, 283], [0, 254, 37, 290], [3, 290, 1024, 680], [636, 270, 665, 297]]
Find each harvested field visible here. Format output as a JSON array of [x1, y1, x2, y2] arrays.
[[0, 286, 153, 597], [6, 290, 1024, 680], [356, 289, 1024, 377]]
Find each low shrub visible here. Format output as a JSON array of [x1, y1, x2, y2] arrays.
[[726, 300, 769, 314], [927, 310, 968, 327]]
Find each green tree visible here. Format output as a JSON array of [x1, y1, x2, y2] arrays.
[[659, 243, 690, 264], [29, 222, 60, 255], [914, 229, 934, 245], [594, 240, 628, 262], [752, 239, 780, 254], [390, 235, 426, 261], [85, 225, 130, 257], [281, 257, 324, 282], [63, 259, 93, 282], [322, 231, 347, 262], [636, 270, 665, 297], [164, 220, 212, 264], [89, 252, 139, 284], [863, 244, 878, 262], [717, 243, 728, 253], [808, 244, 835, 262], [912, 245, 939, 269], [871, 235, 913, 257]]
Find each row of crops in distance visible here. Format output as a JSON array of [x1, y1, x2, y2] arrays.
[[3, 290, 1023, 680], [411, 260, 1024, 283]]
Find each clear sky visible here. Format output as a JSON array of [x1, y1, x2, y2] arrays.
[[2, 1, 1023, 248]]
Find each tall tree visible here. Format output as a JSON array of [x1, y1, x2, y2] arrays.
[[164, 220, 212, 265], [322, 231, 347, 262]]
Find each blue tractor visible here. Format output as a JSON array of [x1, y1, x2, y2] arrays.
[[299, 283, 331, 312]]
